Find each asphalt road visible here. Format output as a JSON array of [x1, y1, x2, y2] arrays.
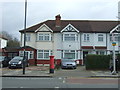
[[2, 77, 119, 88]]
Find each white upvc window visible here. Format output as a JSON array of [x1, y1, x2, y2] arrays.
[[44, 34, 50, 41], [110, 34, 120, 41], [26, 33, 31, 41], [62, 50, 78, 59], [37, 50, 52, 59], [19, 51, 34, 59], [63, 34, 78, 41], [84, 34, 90, 41], [98, 34, 103, 42], [19, 51, 24, 57], [37, 34, 51, 41], [29, 51, 34, 59], [38, 34, 44, 41]]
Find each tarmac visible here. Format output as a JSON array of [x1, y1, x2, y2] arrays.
[[1, 65, 120, 78]]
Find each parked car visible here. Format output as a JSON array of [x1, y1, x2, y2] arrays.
[[0, 56, 11, 68], [61, 58, 77, 69], [8, 56, 29, 69]]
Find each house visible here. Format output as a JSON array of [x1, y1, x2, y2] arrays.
[[19, 15, 120, 66], [0, 35, 19, 59], [0, 35, 8, 56], [3, 47, 19, 59]]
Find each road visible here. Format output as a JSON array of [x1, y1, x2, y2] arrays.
[[2, 77, 119, 89]]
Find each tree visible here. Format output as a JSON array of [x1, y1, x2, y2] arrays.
[[1, 31, 20, 47]]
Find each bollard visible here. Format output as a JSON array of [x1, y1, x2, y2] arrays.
[[49, 56, 54, 73]]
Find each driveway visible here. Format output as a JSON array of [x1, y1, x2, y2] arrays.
[[53, 65, 95, 78]]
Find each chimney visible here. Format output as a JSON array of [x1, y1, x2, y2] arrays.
[[55, 14, 61, 27]]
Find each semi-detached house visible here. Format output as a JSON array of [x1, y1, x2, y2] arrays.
[[19, 15, 120, 66]]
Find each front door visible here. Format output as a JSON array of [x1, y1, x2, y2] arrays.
[[83, 51, 88, 65]]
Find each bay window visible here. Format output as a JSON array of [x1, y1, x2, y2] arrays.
[[62, 50, 78, 59], [37, 50, 52, 59], [37, 34, 51, 41], [63, 34, 78, 41]]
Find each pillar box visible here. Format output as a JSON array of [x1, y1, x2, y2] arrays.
[[49, 56, 54, 73]]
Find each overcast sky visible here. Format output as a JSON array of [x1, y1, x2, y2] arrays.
[[1, 0, 120, 39]]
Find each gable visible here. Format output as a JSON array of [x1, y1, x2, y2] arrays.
[[35, 24, 53, 32], [110, 25, 120, 34], [61, 24, 79, 33]]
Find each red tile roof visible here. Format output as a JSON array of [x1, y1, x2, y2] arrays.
[[19, 20, 119, 33]]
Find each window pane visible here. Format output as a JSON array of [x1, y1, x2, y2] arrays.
[[44, 50, 49, 52], [44, 34, 49, 41], [98, 34, 103, 41], [38, 50, 43, 52], [64, 53, 75, 59], [38, 53, 43, 58], [26, 34, 30, 41], [44, 53, 49, 58], [84, 34, 89, 41], [39, 34, 44, 41], [64, 34, 75, 41], [30, 51, 33, 59]]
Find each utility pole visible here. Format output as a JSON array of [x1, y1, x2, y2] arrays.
[[23, 0, 27, 75]]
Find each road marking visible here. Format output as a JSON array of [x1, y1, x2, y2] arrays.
[[3, 77, 54, 80], [63, 77, 66, 83], [58, 77, 62, 79], [54, 86, 59, 88], [63, 80, 65, 83]]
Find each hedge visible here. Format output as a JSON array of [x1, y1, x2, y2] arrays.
[[85, 54, 110, 70], [117, 54, 120, 69]]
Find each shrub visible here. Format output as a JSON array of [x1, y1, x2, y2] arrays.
[[86, 54, 110, 70]]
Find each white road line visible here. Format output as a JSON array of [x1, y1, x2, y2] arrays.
[[63, 77, 66, 83], [58, 77, 62, 79], [54, 86, 59, 88], [3, 77, 54, 80]]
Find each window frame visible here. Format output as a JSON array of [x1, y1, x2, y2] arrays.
[[63, 34, 78, 41], [37, 50, 52, 59], [98, 34, 104, 42], [84, 34, 90, 42], [37, 33, 51, 41], [26, 33, 31, 42], [62, 50, 78, 59]]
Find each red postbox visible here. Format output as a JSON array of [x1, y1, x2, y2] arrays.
[[49, 56, 54, 73]]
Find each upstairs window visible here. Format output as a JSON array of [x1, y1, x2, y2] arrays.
[[110, 34, 120, 41], [98, 34, 103, 42], [84, 34, 90, 41], [26, 33, 31, 41], [63, 34, 78, 41], [37, 34, 51, 41]]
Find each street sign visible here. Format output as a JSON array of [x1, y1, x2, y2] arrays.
[[112, 42, 116, 46]]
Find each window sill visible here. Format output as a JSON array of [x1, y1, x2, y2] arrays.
[[37, 59, 50, 60], [36, 41, 52, 42]]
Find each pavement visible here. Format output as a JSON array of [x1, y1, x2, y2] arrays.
[[1, 65, 120, 78]]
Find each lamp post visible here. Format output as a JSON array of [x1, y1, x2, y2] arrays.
[[111, 33, 116, 75], [23, 0, 27, 75]]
